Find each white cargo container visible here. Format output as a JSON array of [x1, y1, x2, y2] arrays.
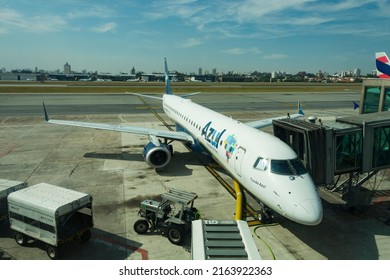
[[0, 179, 27, 223], [8, 182, 93, 259]]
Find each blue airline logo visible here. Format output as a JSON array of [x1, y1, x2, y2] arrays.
[[201, 121, 226, 148]]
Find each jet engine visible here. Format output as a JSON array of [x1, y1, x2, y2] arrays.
[[143, 141, 172, 169]]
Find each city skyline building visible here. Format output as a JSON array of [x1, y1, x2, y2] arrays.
[[64, 62, 71, 75]]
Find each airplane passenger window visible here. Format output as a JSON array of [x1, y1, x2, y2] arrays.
[[254, 157, 267, 171]]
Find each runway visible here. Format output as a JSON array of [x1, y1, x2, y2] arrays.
[[1, 90, 390, 260], [0, 90, 360, 116]]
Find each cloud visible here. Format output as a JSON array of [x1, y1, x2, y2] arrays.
[[30, 15, 67, 32], [304, 0, 378, 12], [286, 16, 333, 26], [0, 8, 66, 33], [143, 0, 388, 40], [263, 54, 287, 60], [92, 22, 117, 33], [178, 38, 203, 48], [223, 48, 245, 55], [67, 5, 116, 19], [222, 47, 262, 55], [236, 0, 315, 20], [144, 0, 210, 21]]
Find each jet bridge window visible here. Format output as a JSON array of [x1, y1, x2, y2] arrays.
[[363, 86, 381, 113], [372, 125, 390, 169], [270, 158, 307, 176], [335, 131, 362, 173], [383, 88, 390, 112]]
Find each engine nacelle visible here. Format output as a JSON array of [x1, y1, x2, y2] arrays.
[[143, 142, 172, 169]]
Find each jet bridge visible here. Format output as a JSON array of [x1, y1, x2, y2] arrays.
[[272, 111, 390, 208]]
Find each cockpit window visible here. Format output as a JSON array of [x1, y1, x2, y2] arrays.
[[270, 158, 307, 176], [254, 157, 267, 171]]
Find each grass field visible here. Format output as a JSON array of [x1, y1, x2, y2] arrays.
[[0, 81, 362, 94]]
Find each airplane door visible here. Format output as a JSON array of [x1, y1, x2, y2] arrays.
[[234, 146, 246, 177]]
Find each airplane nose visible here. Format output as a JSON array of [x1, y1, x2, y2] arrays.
[[295, 199, 323, 226]]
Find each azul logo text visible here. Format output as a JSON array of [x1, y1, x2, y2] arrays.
[[201, 121, 226, 148]]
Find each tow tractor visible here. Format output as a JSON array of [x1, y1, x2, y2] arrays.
[[133, 189, 200, 245]]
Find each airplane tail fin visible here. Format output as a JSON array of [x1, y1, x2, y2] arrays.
[[164, 58, 174, 95], [375, 52, 390, 79], [298, 100, 304, 116], [125, 58, 175, 100], [353, 101, 359, 110], [43, 102, 50, 122]]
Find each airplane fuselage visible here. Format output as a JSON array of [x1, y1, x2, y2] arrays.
[[163, 94, 323, 225]]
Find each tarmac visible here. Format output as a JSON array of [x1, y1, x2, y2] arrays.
[[0, 91, 390, 260]]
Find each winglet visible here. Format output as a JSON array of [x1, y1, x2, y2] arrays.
[[164, 57, 173, 95], [43, 102, 49, 122], [298, 100, 304, 116], [353, 101, 360, 110]]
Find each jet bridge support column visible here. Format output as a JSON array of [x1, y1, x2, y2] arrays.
[[234, 180, 243, 221]]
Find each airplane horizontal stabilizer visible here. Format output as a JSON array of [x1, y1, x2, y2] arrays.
[[181, 92, 201, 98], [125, 92, 163, 100]]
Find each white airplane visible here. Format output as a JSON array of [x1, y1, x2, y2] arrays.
[[43, 59, 323, 226], [79, 77, 92, 81]]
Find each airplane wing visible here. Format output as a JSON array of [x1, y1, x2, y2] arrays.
[[245, 101, 304, 129], [245, 112, 303, 129], [43, 103, 194, 144]]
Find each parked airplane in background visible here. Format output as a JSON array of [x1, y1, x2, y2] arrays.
[[376, 52, 390, 79], [43, 59, 323, 226], [79, 77, 92, 81]]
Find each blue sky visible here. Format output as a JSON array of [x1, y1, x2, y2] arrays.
[[1, 0, 390, 75]]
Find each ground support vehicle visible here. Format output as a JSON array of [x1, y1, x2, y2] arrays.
[[0, 179, 27, 224], [8, 183, 93, 259], [133, 189, 200, 245]]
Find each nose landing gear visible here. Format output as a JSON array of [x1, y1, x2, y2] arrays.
[[258, 208, 274, 224]]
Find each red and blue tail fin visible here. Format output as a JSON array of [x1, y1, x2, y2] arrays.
[[164, 58, 174, 95], [376, 52, 390, 79]]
